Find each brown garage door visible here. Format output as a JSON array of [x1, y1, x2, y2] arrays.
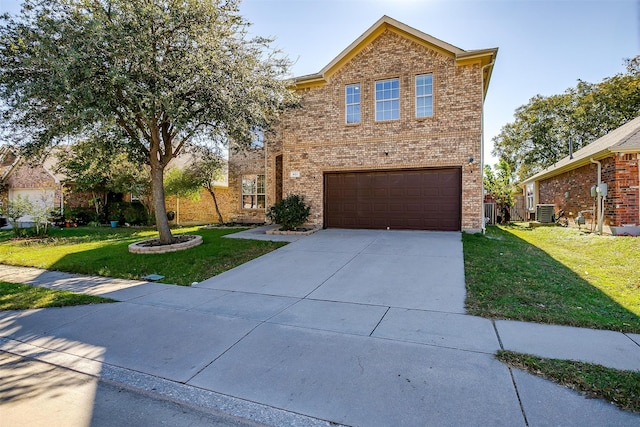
[[324, 168, 461, 231]]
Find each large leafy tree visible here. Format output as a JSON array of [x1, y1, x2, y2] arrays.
[[0, 0, 296, 243], [493, 56, 640, 181]]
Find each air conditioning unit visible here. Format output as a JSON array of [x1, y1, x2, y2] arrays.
[[536, 204, 555, 223]]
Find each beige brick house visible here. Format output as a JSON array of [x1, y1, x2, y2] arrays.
[[224, 16, 497, 232]]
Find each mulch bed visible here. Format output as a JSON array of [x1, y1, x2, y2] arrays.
[[134, 234, 196, 247]]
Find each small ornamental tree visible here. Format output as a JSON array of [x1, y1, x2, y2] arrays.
[[26, 192, 55, 236], [1, 195, 30, 236], [185, 146, 227, 224], [267, 194, 311, 231]]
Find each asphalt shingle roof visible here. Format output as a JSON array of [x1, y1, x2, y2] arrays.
[[523, 115, 640, 184]]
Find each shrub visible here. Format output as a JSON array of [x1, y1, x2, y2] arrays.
[[107, 202, 122, 223], [266, 194, 311, 231], [123, 203, 148, 225], [68, 207, 94, 225]]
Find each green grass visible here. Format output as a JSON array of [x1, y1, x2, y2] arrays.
[[463, 225, 640, 333], [0, 226, 286, 286], [497, 350, 640, 413], [0, 281, 115, 310]]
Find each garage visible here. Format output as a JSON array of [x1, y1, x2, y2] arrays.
[[324, 168, 461, 231], [8, 188, 56, 225]]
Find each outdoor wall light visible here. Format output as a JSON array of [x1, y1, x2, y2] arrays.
[[468, 157, 474, 164]]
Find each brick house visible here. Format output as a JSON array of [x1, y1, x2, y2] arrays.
[[0, 145, 106, 225], [0, 145, 66, 224], [521, 116, 640, 234], [223, 16, 498, 232], [0, 143, 230, 226]]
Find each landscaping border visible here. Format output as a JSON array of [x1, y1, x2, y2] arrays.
[[128, 235, 203, 254]]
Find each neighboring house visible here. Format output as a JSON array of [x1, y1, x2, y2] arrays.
[[0, 145, 64, 225], [224, 16, 498, 232], [521, 116, 640, 234], [0, 145, 100, 225], [0, 143, 231, 226]]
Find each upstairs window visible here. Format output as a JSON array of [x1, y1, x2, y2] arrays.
[[345, 84, 361, 124], [375, 78, 400, 121], [415, 74, 433, 118], [242, 174, 265, 209], [250, 127, 264, 148]]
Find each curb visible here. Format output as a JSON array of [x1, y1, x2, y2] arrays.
[[0, 337, 339, 427]]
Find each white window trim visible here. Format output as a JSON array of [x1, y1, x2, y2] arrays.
[[241, 174, 265, 210], [415, 73, 434, 118], [345, 83, 361, 124], [375, 78, 400, 122]]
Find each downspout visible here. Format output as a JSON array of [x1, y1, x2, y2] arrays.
[[590, 158, 603, 234], [480, 58, 496, 233]]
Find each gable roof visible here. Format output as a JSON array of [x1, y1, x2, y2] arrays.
[[523, 116, 640, 184], [0, 145, 19, 180], [0, 145, 67, 184], [294, 16, 498, 97]]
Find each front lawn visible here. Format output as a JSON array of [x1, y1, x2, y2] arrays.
[[497, 350, 640, 414], [463, 225, 640, 333], [0, 226, 286, 286], [0, 281, 115, 310]]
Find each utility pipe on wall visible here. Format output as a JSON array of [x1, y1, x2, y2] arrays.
[[590, 158, 604, 234]]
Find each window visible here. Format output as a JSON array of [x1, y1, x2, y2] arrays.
[[345, 84, 361, 124], [242, 174, 265, 209], [526, 183, 535, 212], [375, 78, 400, 121], [415, 74, 433, 118], [250, 127, 264, 148]]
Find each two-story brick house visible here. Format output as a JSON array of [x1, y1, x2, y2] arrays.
[[224, 16, 497, 232]]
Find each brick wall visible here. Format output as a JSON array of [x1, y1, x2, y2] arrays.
[[225, 148, 267, 224], [605, 154, 639, 225], [539, 162, 599, 224], [538, 154, 639, 227], [165, 186, 234, 225], [233, 29, 486, 231]]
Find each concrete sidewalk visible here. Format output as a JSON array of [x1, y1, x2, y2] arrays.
[[0, 229, 639, 426]]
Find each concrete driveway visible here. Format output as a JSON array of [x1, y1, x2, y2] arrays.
[[1, 229, 639, 426]]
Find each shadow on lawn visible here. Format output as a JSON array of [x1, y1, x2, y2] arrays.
[[47, 228, 285, 286], [463, 226, 640, 333]]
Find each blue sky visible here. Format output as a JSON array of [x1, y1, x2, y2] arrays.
[[1, 0, 638, 164]]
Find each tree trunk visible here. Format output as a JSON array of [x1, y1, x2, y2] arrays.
[[150, 164, 173, 244], [206, 186, 224, 224]]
